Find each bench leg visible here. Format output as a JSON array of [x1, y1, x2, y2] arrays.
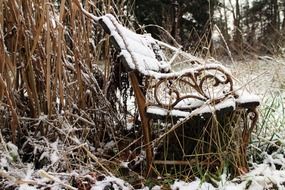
[[129, 72, 153, 177], [240, 107, 258, 173]]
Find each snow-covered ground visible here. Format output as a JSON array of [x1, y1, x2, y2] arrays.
[[229, 57, 285, 96]]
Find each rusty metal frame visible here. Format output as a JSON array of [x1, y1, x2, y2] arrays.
[[239, 107, 259, 173], [129, 71, 153, 176]]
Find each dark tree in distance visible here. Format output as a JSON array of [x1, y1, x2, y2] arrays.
[[243, 0, 283, 54], [132, 0, 219, 54]]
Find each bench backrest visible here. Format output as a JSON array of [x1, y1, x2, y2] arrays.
[[99, 14, 171, 75]]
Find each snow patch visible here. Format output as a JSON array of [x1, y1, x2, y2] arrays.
[[19, 184, 37, 190], [91, 176, 132, 190], [235, 90, 260, 104], [171, 178, 215, 190]]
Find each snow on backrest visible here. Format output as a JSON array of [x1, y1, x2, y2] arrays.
[[99, 14, 170, 75]]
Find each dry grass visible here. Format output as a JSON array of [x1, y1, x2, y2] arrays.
[[0, 0, 124, 140], [0, 0, 134, 177], [0, 0, 146, 188], [148, 109, 251, 183]]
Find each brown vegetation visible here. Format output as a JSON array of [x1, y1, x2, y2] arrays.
[[1, 0, 131, 176], [1, 0, 121, 141]]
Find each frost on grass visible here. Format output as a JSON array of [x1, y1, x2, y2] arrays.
[[171, 152, 285, 190], [1, 138, 285, 189], [0, 139, 133, 190]]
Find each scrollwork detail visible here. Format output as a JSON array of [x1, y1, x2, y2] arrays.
[[148, 66, 234, 109]]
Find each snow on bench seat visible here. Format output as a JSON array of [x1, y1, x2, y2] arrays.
[[147, 97, 236, 119], [235, 90, 260, 107], [146, 87, 260, 120]]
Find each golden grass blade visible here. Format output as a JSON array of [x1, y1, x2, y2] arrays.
[[46, 2, 52, 117], [0, 22, 4, 100], [28, 0, 46, 60], [84, 0, 92, 70], [0, 75, 19, 143], [0, 0, 3, 28], [72, 1, 85, 108], [56, 0, 66, 111]]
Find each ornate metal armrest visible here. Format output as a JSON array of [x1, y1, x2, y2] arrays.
[[146, 64, 234, 110]]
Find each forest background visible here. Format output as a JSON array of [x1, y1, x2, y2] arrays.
[[131, 0, 285, 57]]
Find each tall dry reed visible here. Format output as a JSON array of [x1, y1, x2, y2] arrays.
[[0, 0, 129, 145]]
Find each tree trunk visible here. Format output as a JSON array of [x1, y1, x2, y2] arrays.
[[233, 0, 243, 54], [171, 0, 180, 43]]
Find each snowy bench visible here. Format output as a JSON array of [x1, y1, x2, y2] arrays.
[[98, 14, 260, 176]]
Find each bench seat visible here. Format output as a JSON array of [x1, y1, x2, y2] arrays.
[[146, 92, 260, 120], [147, 97, 236, 119]]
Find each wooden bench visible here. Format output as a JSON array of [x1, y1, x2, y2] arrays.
[[98, 14, 260, 176]]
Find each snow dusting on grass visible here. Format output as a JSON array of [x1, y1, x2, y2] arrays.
[[171, 151, 285, 190]]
